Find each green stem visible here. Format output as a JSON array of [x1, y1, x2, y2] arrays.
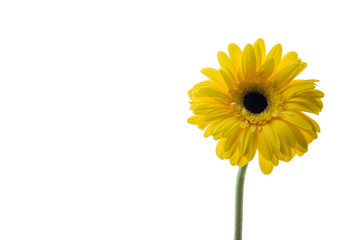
[[234, 163, 248, 240]]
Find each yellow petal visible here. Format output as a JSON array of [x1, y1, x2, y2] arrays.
[[197, 86, 230, 100], [297, 90, 325, 99], [300, 128, 318, 142], [212, 118, 230, 135], [190, 79, 216, 88], [282, 81, 317, 99], [273, 61, 301, 87], [259, 154, 274, 175], [271, 156, 279, 166], [289, 62, 307, 80], [245, 131, 257, 160], [289, 79, 319, 85], [307, 116, 321, 133], [191, 102, 225, 114], [222, 118, 241, 138], [290, 97, 323, 109], [188, 80, 216, 100], [237, 157, 249, 168], [278, 137, 292, 158], [266, 44, 282, 70], [228, 43, 242, 69], [257, 131, 273, 160], [203, 109, 233, 121], [191, 105, 220, 115], [224, 143, 239, 159], [213, 131, 223, 140], [262, 124, 280, 149], [257, 58, 275, 80], [253, 42, 262, 70], [219, 68, 236, 89], [284, 102, 320, 115], [279, 51, 298, 68], [237, 129, 246, 154], [211, 96, 231, 105], [224, 129, 239, 152], [218, 51, 235, 72], [297, 112, 319, 132], [238, 127, 252, 156], [287, 124, 308, 149], [281, 151, 295, 162], [295, 146, 308, 157], [187, 115, 202, 125], [197, 119, 208, 130], [254, 38, 266, 61], [216, 139, 227, 159], [273, 144, 285, 161], [229, 152, 241, 166], [200, 68, 226, 87], [269, 119, 296, 148], [242, 44, 256, 80], [242, 128, 255, 156], [280, 111, 312, 130], [204, 124, 215, 138]]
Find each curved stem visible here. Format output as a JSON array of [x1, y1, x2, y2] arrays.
[[234, 163, 249, 240]]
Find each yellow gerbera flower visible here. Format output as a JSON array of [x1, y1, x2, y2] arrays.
[[188, 39, 324, 174]]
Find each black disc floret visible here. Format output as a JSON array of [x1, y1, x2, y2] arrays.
[[242, 91, 268, 114]]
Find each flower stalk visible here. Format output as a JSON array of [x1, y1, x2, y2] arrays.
[[234, 163, 248, 240]]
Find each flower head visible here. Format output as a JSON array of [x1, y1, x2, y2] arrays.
[[188, 39, 324, 174]]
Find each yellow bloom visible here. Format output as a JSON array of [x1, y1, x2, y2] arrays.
[[188, 39, 324, 174]]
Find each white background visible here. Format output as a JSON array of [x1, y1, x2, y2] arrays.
[[0, 0, 360, 239]]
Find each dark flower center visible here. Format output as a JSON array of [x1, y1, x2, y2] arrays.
[[243, 91, 268, 114]]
